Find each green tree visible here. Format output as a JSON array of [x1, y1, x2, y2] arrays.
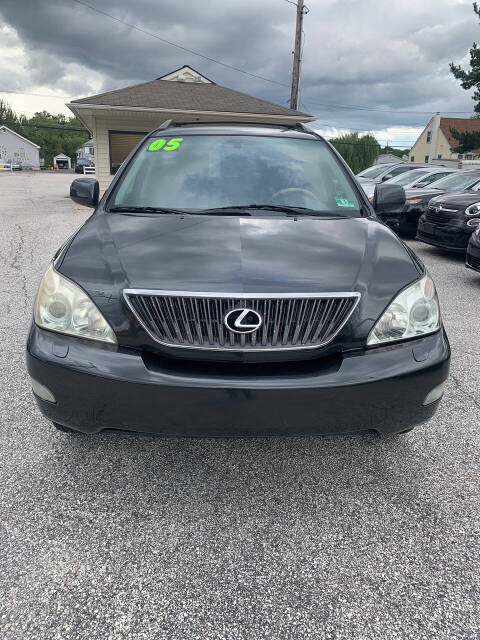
[[450, 2, 480, 113], [330, 132, 381, 173], [0, 101, 89, 167], [380, 146, 409, 158], [448, 127, 480, 153]]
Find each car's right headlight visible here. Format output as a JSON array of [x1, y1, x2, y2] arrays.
[[367, 275, 440, 346], [34, 264, 116, 344]]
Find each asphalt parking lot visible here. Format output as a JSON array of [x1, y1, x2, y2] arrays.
[[0, 172, 478, 639]]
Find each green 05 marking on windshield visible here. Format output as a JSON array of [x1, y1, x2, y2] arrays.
[[148, 137, 184, 152]]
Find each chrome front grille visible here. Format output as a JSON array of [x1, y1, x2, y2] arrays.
[[124, 290, 360, 351]]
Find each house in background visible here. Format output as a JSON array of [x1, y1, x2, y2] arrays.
[[67, 65, 314, 193], [76, 138, 94, 160], [409, 114, 480, 164], [375, 153, 406, 165], [0, 125, 40, 169]]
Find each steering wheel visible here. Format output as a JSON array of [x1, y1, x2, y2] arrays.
[[270, 187, 320, 202]]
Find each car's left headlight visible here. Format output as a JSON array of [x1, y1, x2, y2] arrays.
[[34, 263, 116, 344], [367, 275, 440, 346]]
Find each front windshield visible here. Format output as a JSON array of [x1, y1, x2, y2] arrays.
[[427, 172, 479, 192], [387, 169, 429, 186], [110, 134, 361, 215], [357, 164, 391, 179]]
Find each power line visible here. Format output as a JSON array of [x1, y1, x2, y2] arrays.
[[70, 0, 290, 89], [0, 89, 77, 99], [0, 120, 86, 132], [301, 98, 476, 115]]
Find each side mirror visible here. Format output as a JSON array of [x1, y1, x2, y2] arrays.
[[382, 173, 393, 182], [70, 178, 99, 207], [373, 183, 405, 214]]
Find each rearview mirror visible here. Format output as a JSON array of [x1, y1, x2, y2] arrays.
[[70, 178, 99, 207], [373, 183, 405, 214], [382, 173, 393, 182]]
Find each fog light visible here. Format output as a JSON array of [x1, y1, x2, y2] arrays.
[[423, 382, 445, 406], [466, 218, 480, 228], [31, 378, 56, 403]]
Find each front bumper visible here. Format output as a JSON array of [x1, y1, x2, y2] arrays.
[[416, 217, 471, 252], [466, 237, 480, 272], [378, 206, 423, 236], [26, 324, 450, 437]]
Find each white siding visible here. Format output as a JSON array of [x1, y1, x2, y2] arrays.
[[0, 127, 40, 169]]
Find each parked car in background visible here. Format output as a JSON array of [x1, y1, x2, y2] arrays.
[[466, 228, 480, 272], [356, 162, 430, 187], [26, 121, 449, 437], [75, 158, 95, 174], [361, 167, 457, 201], [379, 170, 480, 236], [417, 191, 480, 252]]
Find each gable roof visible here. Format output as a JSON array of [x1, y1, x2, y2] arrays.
[[70, 76, 312, 119], [76, 138, 94, 152], [439, 117, 480, 149], [0, 125, 40, 149], [158, 65, 213, 83]]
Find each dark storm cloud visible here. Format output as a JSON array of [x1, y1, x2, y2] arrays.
[[0, 0, 479, 132]]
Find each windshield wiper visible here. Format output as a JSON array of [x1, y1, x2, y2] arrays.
[[201, 204, 337, 216], [109, 205, 187, 214]]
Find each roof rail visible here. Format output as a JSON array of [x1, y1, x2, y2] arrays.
[[155, 119, 176, 130], [151, 120, 313, 134]]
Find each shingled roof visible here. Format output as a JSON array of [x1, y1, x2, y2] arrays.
[[439, 117, 480, 149], [70, 77, 312, 119]]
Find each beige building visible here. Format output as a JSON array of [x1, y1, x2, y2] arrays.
[[409, 114, 480, 164], [67, 65, 314, 193]]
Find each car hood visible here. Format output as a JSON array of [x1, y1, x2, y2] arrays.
[[59, 213, 421, 349], [356, 177, 377, 184], [429, 190, 480, 209], [404, 187, 446, 200]]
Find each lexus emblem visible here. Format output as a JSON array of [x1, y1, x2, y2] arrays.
[[224, 308, 263, 334]]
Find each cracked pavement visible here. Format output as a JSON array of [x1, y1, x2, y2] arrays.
[[0, 172, 479, 639]]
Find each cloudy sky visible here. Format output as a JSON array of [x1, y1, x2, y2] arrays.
[[0, 0, 479, 147]]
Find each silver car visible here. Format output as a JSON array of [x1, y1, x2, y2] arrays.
[[360, 167, 458, 200]]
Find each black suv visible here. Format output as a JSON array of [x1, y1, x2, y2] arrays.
[[26, 121, 449, 437]]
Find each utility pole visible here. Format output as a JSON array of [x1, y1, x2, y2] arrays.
[[289, 0, 308, 110]]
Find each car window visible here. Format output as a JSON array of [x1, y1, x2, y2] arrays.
[[429, 172, 480, 191], [419, 172, 452, 186], [388, 166, 411, 178], [111, 135, 362, 215], [387, 169, 429, 186], [357, 165, 391, 179]]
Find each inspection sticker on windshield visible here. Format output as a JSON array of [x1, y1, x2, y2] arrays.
[[148, 137, 183, 152], [335, 197, 355, 208]]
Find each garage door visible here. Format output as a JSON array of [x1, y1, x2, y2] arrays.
[[109, 131, 148, 174]]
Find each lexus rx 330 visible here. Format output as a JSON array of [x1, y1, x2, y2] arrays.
[[26, 122, 450, 436]]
